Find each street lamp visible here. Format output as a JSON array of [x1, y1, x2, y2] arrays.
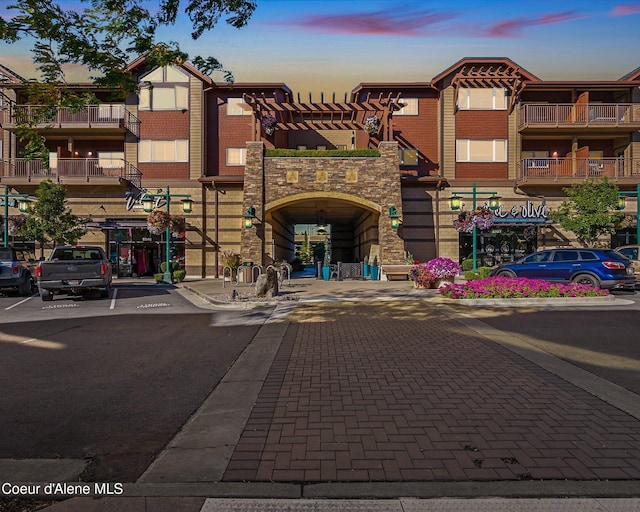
[[2, 186, 30, 248], [142, 186, 192, 284], [617, 183, 640, 245], [449, 183, 500, 272], [388, 205, 401, 230]]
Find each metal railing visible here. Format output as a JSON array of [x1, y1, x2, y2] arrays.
[[0, 158, 142, 186], [518, 103, 640, 129], [518, 157, 640, 182], [2, 104, 140, 137]]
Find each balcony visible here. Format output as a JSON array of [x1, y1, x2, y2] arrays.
[[517, 157, 640, 186], [518, 103, 640, 132], [1, 104, 140, 137], [0, 158, 142, 188]]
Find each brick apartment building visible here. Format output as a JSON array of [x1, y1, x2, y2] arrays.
[[1, 57, 639, 278]]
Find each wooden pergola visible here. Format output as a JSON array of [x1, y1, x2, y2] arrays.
[[242, 92, 405, 142], [450, 63, 527, 113]]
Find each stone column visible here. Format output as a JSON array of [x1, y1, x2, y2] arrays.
[[377, 142, 405, 264], [241, 142, 266, 265]]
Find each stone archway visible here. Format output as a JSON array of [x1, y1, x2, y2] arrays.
[[241, 141, 406, 266]]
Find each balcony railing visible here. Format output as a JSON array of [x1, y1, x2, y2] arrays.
[[0, 158, 142, 187], [518, 103, 640, 129], [2, 104, 140, 137], [518, 157, 640, 182]]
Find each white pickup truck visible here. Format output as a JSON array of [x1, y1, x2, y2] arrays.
[[36, 246, 112, 301]]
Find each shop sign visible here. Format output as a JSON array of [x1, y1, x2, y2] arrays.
[[125, 187, 166, 211], [493, 201, 548, 223]]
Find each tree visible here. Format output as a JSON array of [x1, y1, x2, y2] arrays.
[[0, 0, 257, 159], [548, 177, 623, 248], [299, 231, 312, 263], [20, 180, 89, 256]]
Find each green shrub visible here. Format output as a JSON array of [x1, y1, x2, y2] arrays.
[[461, 259, 474, 272], [160, 261, 180, 273], [173, 270, 186, 282], [478, 266, 492, 278], [154, 273, 165, 283], [464, 270, 480, 281]]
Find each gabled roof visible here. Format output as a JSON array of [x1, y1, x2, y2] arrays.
[[431, 57, 540, 86], [127, 55, 214, 85], [0, 63, 25, 85], [619, 66, 640, 81]]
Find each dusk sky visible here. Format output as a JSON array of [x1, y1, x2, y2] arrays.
[[2, 0, 640, 95]]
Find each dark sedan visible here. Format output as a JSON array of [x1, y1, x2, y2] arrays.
[[489, 248, 636, 290]]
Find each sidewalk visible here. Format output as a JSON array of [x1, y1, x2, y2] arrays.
[[42, 275, 640, 510]]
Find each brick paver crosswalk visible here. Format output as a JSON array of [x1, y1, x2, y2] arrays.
[[223, 301, 640, 482]]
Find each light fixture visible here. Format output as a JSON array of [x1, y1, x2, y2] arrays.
[[450, 195, 462, 211], [181, 198, 193, 213], [487, 195, 501, 211], [244, 206, 256, 229], [142, 196, 154, 213], [18, 198, 30, 212], [389, 205, 401, 229], [617, 196, 626, 210]]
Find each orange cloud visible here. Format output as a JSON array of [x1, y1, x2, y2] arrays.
[[283, 9, 456, 37], [485, 11, 581, 37], [610, 3, 640, 15]]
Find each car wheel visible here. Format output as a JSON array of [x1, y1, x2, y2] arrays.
[[572, 274, 599, 288], [100, 284, 111, 298], [40, 288, 54, 301], [496, 270, 516, 278], [18, 276, 34, 297]]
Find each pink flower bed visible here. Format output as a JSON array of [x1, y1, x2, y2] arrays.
[[439, 276, 609, 299]]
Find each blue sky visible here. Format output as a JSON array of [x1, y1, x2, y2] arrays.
[[2, 0, 640, 95]]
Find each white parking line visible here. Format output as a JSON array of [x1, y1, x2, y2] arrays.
[[5, 294, 35, 311], [109, 288, 118, 310]]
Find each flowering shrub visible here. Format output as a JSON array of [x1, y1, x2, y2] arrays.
[[453, 207, 495, 233], [409, 263, 436, 288], [439, 276, 609, 299], [7, 214, 26, 235], [426, 257, 461, 279], [147, 210, 171, 235], [261, 114, 277, 135], [170, 215, 186, 237], [364, 115, 381, 135]]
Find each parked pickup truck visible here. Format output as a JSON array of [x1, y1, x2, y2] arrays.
[[36, 246, 112, 301], [0, 246, 35, 296]]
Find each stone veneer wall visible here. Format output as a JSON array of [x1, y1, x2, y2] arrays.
[[241, 141, 405, 265]]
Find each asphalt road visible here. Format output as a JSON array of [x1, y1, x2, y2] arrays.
[[447, 290, 640, 395], [0, 285, 272, 482]]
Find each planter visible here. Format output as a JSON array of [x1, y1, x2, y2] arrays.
[[363, 263, 369, 277], [434, 277, 454, 289], [369, 266, 379, 281], [322, 266, 331, 281]]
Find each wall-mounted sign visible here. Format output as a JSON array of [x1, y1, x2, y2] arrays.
[[125, 187, 166, 211], [493, 201, 548, 223]]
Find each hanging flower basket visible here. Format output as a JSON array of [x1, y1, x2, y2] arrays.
[[453, 207, 495, 233], [364, 115, 381, 136], [261, 114, 277, 135], [7, 214, 26, 235], [170, 215, 187, 237], [147, 210, 171, 235]]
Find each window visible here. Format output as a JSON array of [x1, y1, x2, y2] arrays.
[[98, 151, 124, 169], [227, 97, 251, 116], [579, 251, 598, 261], [456, 139, 507, 162], [141, 65, 189, 83], [139, 85, 188, 110], [226, 148, 246, 166], [457, 88, 507, 110], [399, 148, 418, 166], [139, 140, 189, 162], [396, 98, 418, 115], [554, 251, 579, 262]]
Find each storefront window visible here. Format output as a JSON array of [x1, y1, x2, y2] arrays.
[[458, 226, 538, 266]]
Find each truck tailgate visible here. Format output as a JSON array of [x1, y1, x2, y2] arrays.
[[40, 261, 104, 280]]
